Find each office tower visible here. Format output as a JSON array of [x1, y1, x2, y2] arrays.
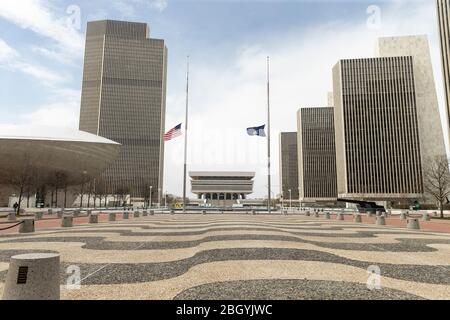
[[376, 35, 447, 170], [297, 107, 337, 202], [279, 132, 299, 201], [79, 20, 167, 200], [437, 0, 450, 143], [332, 56, 423, 200]]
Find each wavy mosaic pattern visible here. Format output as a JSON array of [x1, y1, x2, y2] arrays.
[[0, 214, 449, 300]]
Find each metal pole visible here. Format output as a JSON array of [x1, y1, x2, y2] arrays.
[[150, 186, 152, 208], [182, 56, 190, 213], [289, 189, 292, 210], [267, 56, 271, 214]]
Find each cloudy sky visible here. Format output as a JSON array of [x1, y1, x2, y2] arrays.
[[0, 0, 448, 198]]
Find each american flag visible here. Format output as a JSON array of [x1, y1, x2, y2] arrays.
[[164, 123, 182, 141]]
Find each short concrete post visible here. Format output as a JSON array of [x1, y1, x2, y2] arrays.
[[305, 211, 310, 217], [57, 211, 63, 218], [325, 212, 331, 219], [354, 214, 362, 223], [89, 214, 98, 224], [150, 210, 155, 216], [19, 219, 35, 233], [170, 209, 175, 215], [376, 216, 386, 226], [422, 213, 430, 221], [8, 212, 16, 221], [2, 253, 60, 300], [202, 210, 207, 215], [314, 212, 320, 218], [61, 216, 73, 228], [34, 212, 44, 220], [143, 210, 148, 217], [47, 209, 53, 214], [407, 218, 420, 230], [123, 212, 129, 219], [337, 213, 344, 221], [400, 212, 407, 220], [87, 210, 92, 215], [283, 210, 288, 215], [252, 210, 257, 215], [134, 211, 140, 218], [108, 212, 116, 222], [72, 211, 79, 218]]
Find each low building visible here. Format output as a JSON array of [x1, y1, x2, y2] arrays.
[[190, 171, 255, 206], [0, 125, 121, 208]]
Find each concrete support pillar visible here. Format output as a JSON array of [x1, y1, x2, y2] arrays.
[[376, 216, 386, 225], [19, 219, 35, 233], [8, 212, 16, 221], [407, 218, 420, 230], [89, 214, 98, 224], [2, 253, 60, 300], [61, 216, 73, 228]]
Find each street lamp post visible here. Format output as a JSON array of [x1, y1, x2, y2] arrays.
[[289, 189, 292, 211], [149, 186, 153, 208]]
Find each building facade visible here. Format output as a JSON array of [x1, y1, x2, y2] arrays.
[[279, 132, 299, 201], [437, 0, 450, 145], [190, 171, 255, 206], [376, 36, 447, 177], [79, 20, 167, 200], [333, 56, 423, 200], [297, 107, 337, 202]]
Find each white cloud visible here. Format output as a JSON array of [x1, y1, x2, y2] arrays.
[[112, 0, 169, 16], [0, 37, 67, 85], [164, 0, 449, 197], [0, 0, 84, 60], [19, 89, 80, 128]]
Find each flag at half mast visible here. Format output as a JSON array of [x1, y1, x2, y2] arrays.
[[247, 124, 266, 137], [164, 123, 182, 141]]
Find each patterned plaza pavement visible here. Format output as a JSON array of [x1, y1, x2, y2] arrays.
[[0, 213, 449, 300]]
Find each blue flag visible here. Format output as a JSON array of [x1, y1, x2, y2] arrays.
[[247, 125, 266, 137]]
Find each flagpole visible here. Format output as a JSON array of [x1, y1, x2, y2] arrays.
[[182, 56, 190, 213], [267, 56, 271, 214]]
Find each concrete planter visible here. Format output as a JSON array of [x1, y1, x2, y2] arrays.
[[2, 253, 60, 300], [8, 212, 16, 221], [61, 216, 73, 228], [19, 219, 35, 233], [108, 213, 116, 221], [354, 214, 362, 223], [376, 216, 386, 226], [89, 214, 98, 224], [407, 218, 420, 230]]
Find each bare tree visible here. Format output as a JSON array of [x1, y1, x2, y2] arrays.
[[423, 155, 450, 219], [4, 156, 35, 215]]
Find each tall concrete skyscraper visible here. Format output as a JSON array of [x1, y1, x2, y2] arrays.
[[437, 0, 450, 142], [79, 20, 167, 200], [296, 107, 337, 202], [333, 56, 423, 200], [279, 132, 299, 201]]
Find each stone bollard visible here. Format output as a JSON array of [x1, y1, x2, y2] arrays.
[[8, 212, 16, 221], [143, 210, 148, 217], [314, 212, 320, 218], [19, 219, 35, 233], [87, 210, 92, 215], [150, 210, 155, 216], [422, 213, 430, 221], [400, 212, 407, 220], [283, 210, 288, 215], [134, 211, 140, 218], [57, 211, 63, 219], [47, 209, 53, 214], [433, 212, 438, 217], [202, 210, 207, 215], [108, 212, 116, 222], [337, 213, 344, 221], [252, 210, 257, 215], [89, 214, 98, 224], [407, 218, 420, 230], [170, 209, 175, 215], [376, 216, 386, 226], [354, 214, 362, 223], [325, 212, 331, 219], [2, 253, 60, 300], [123, 212, 129, 219], [305, 211, 311, 217], [61, 216, 73, 228], [34, 212, 44, 220], [72, 211, 79, 218]]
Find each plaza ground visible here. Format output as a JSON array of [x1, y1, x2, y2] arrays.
[[0, 213, 449, 300]]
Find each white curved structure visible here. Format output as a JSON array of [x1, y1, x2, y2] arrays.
[[0, 125, 121, 183]]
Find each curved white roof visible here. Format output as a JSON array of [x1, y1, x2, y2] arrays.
[[0, 124, 120, 145]]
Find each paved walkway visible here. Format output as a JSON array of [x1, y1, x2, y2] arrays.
[[0, 214, 449, 300]]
